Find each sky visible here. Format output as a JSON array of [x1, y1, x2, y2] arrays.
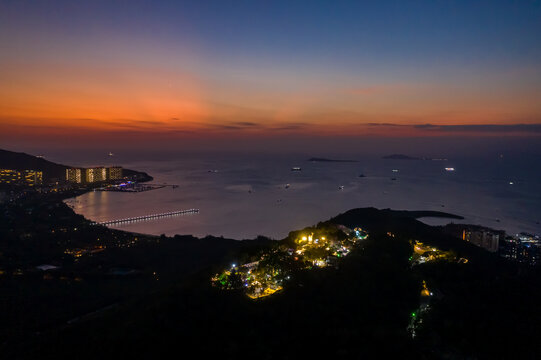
[[1, 0, 540, 153]]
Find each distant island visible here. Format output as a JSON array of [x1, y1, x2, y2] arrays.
[[308, 157, 358, 162], [1, 148, 539, 359], [383, 154, 422, 160], [383, 154, 448, 161]]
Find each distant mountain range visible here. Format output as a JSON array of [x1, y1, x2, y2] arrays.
[[0, 148, 151, 182]]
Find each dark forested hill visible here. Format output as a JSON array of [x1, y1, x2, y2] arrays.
[[3, 206, 539, 359], [0, 149, 69, 180]]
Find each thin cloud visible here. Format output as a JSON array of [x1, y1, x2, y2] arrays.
[[361, 122, 541, 134], [206, 121, 264, 131], [415, 123, 541, 133], [367, 122, 406, 127], [268, 123, 311, 131], [232, 121, 260, 127]]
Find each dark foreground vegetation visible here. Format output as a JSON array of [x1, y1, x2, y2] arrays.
[[1, 186, 540, 359]]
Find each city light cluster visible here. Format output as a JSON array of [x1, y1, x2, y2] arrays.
[[212, 226, 369, 299], [408, 280, 434, 339], [410, 240, 460, 265], [0, 169, 43, 186]]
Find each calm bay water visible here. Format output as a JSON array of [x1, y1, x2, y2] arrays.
[[64, 153, 541, 240]]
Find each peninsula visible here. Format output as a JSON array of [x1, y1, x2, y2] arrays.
[[1, 149, 539, 359], [0, 148, 152, 182]]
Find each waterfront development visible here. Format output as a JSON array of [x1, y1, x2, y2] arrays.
[[65, 153, 541, 240], [2, 1, 540, 358], [1, 148, 540, 359]]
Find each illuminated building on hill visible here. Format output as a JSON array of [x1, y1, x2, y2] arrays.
[[501, 234, 540, 266], [107, 166, 122, 180], [66, 166, 123, 183], [23, 170, 43, 186], [0, 169, 20, 184], [85, 167, 107, 182], [0, 169, 43, 186], [66, 168, 83, 183], [463, 228, 501, 253]]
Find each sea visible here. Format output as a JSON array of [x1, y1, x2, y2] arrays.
[[63, 152, 541, 240]]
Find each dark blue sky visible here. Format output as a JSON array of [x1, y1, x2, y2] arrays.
[[4, 0, 540, 63], [1, 0, 540, 151]]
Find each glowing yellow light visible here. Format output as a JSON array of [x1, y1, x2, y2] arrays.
[[247, 286, 283, 299]]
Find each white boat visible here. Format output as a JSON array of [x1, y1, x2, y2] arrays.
[[445, 167, 455, 171]]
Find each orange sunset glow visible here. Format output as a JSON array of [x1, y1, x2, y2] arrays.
[[2, 3, 541, 358], [1, 1, 540, 149]]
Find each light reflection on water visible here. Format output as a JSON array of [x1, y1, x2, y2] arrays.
[[64, 154, 541, 240]]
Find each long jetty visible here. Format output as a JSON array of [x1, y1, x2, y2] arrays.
[[98, 209, 199, 226]]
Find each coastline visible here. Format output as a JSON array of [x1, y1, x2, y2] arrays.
[[3, 173, 540, 359]]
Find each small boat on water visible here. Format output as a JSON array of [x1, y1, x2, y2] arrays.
[[445, 167, 455, 171], [285, 184, 290, 189], [392, 169, 399, 173], [291, 167, 302, 171], [338, 185, 345, 190], [359, 174, 366, 178]]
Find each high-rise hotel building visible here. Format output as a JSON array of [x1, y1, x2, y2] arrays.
[[0, 169, 20, 184], [107, 166, 123, 180], [24, 170, 43, 186], [0, 169, 43, 186], [85, 167, 107, 183], [66, 168, 83, 183], [66, 166, 123, 183]]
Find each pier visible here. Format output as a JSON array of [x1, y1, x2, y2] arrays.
[[98, 209, 199, 226], [96, 183, 179, 193]]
